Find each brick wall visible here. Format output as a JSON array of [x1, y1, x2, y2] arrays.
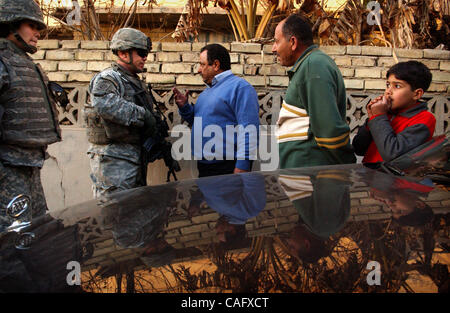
[[33, 40, 450, 94]]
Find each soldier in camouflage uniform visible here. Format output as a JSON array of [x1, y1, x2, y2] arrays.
[[0, 0, 61, 220], [85, 28, 156, 198]]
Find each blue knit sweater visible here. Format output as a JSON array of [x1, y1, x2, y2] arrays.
[[179, 70, 260, 170]]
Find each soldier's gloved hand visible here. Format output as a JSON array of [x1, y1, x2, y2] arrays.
[[143, 109, 157, 137]]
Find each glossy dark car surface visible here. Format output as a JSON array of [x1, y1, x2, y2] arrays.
[[1, 135, 449, 293]]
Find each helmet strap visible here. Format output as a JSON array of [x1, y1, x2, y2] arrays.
[[118, 50, 133, 65], [13, 32, 37, 54]]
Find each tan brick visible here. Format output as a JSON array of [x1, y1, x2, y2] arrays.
[[351, 191, 369, 198], [269, 76, 289, 87], [394, 48, 423, 58], [369, 213, 391, 220], [87, 61, 113, 71], [30, 50, 46, 60], [246, 54, 276, 64], [162, 42, 192, 52], [75, 50, 104, 61], [68, 72, 94, 82], [360, 198, 382, 205], [192, 63, 200, 73], [192, 42, 206, 52], [104, 51, 116, 61], [339, 68, 354, 77], [377, 57, 397, 67], [334, 56, 352, 66], [263, 44, 273, 54], [37, 40, 59, 49], [244, 65, 259, 75], [424, 49, 450, 59], [144, 63, 160, 73], [365, 80, 386, 90], [431, 70, 450, 82], [231, 42, 261, 53], [320, 45, 346, 55], [144, 53, 155, 62], [346, 46, 361, 55], [191, 212, 220, 224], [161, 63, 192, 73], [244, 76, 267, 86], [157, 52, 180, 62], [182, 52, 199, 62], [230, 53, 240, 63], [193, 42, 230, 52], [344, 79, 364, 89], [151, 42, 161, 52], [178, 233, 201, 243], [259, 64, 286, 76], [47, 72, 67, 82], [80, 40, 109, 50], [428, 83, 448, 92], [165, 219, 192, 230], [146, 74, 176, 84], [440, 61, 450, 71], [361, 46, 392, 56], [352, 57, 376, 66], [231, 64, 244, 75], [46, 50, 74, 60], [355, 68, 381, 78], [35, 60, 58, 72], [176, 74, 204, 85], [58, 61, 87, 71], [353, 214, 369, 222], [61, 40, 80, 49], [358, 206, 382, 214], [180, 224, 210, 235], [419, 59, 440, 70]]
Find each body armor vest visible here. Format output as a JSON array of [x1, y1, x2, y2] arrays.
[[0, 40, 61, 148], [84, 65, 144, 145]]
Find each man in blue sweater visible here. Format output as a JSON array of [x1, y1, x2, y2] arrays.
[[173, 44, 260, 177]]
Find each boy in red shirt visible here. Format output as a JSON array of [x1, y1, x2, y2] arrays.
[[352, 61, 436, 167]]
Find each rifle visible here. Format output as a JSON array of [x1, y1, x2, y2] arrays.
[[135, 84, 181, 182]]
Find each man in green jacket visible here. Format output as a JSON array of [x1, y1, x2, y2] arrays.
[[272, 14, 355, 169]]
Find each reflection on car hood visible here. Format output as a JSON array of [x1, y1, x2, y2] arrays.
[[1, 159, 449, 293]]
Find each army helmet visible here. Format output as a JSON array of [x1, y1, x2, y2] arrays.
[[110, 28, 152, 52], [0, 0, 46, 30]]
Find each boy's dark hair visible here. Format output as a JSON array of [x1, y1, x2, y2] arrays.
[[200, 44, 231, 71], [282, 14, 314, 47], [386, 61, 432, 92]]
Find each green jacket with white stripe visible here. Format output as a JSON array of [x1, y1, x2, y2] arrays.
[[276, 44, 356, 169]]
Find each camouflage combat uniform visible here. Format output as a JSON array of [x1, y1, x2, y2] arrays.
[[0, 0, 61, 219], [85, 28, 155, 198]]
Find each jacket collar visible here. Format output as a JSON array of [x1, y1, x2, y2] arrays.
[[287, 44, 319, 77], [395, 101, 429, 118]]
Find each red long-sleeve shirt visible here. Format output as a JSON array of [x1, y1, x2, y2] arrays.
[[353, 101, 436, 163]]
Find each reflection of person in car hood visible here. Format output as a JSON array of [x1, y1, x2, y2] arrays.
[[196, 173, 267, 225], [194, 173, 266, 246], [277, 169, 351, 263], [364, 169, 434, 226], [101, 185, 176, 248], [278, 169, 351, 239]]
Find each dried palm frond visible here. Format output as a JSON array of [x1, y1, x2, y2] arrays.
[[383, 0, 415, 48], [325, 0, 365, 45], [172, 0, 209, 42]]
